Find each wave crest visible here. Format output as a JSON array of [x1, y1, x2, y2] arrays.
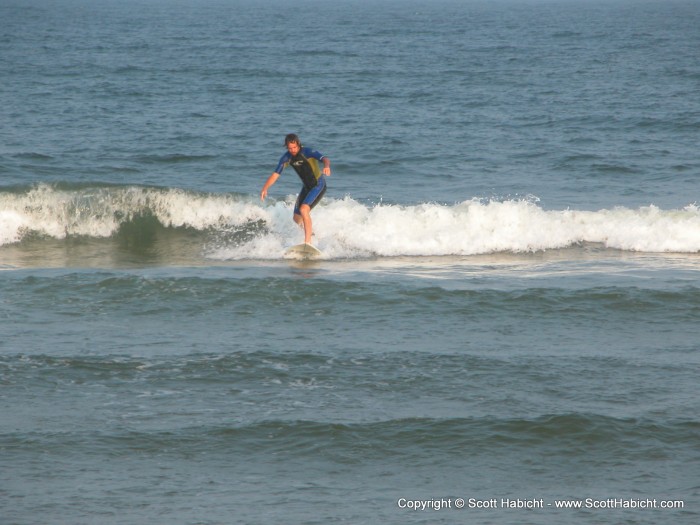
[[0, 183, 265, 246], [2, 183, 700, 257]]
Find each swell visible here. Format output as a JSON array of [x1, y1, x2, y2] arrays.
[[3, 275, 700, 320], [5, 415, 699, 462]]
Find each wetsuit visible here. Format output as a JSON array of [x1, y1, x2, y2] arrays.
[[274, 147, 327, 215]]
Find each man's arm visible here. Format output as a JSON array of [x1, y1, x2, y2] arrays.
[[261, 152, 291, 201], [305, 148, 331, 176], [260, 172, 280, 201]]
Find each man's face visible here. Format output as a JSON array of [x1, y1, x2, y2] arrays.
[[286, 141, 301, 156]]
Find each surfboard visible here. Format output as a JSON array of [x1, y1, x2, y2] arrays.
[[285, 243, 323, 259]]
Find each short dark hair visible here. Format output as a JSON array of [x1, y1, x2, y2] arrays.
[[284, 133, 301, 146]]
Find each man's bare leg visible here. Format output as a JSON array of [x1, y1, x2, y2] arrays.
[[298, 204, 313, 244]]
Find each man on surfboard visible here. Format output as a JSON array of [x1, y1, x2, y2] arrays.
[[260, 133, 331, 245]]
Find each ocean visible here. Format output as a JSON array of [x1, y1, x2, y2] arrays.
[[1, 0, 699, 523]]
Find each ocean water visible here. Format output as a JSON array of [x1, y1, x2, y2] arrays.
[[1, 0, 700, 524]]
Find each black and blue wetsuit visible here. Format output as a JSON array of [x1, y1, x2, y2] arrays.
[[274, 147, 327, 215]]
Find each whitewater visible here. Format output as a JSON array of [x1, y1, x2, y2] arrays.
[[2, 184, 699, 261]]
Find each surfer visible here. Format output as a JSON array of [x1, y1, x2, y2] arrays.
[[260, 133, 331, 245]]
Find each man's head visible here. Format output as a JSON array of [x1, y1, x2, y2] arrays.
[[284, 133, 301, 155]]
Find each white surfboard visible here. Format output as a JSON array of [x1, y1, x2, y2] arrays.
[[285, 243, 323, 259]]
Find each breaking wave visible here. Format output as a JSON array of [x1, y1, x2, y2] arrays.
[[2, 183, 700, 259]]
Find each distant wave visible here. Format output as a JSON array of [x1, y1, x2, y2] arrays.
[[2, 183, 700, 257], [5, 415, 698, 459]]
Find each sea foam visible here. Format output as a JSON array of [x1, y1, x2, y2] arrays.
[[214, 196, 700, 259], [2, 184, 699, 258]]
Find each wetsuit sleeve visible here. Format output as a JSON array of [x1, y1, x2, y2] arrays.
[[274, 152, 291, 174], [302, 147, 326, 161]]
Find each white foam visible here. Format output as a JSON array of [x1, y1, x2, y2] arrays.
[[213, 197, 700, 259], [3, 185, 700, 257], [0, 184, 265, 245], [0, 210, 26, 246]]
